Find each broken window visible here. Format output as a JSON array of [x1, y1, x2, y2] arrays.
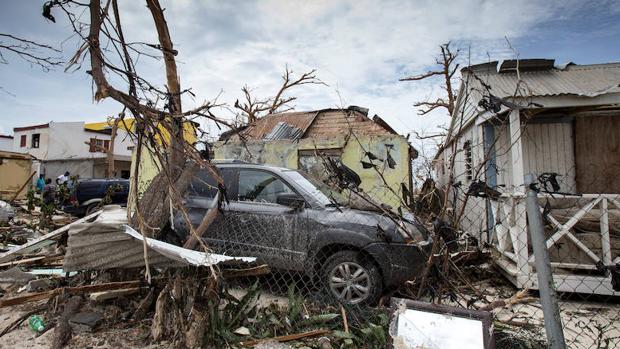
[[188, 168, 235, 199], [464, 140, 473, 181], [89, 138, 109, 152], [237, 169, 295, 204], [298, 148, 342, 180], [20, 135, 26, 147], [31, 133, 40, 148]]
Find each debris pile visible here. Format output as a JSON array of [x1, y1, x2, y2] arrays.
[[0, 203, 388, 348]]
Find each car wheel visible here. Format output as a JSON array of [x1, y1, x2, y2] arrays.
[[85, 203, 101, 216], [323, 251, 382, 305]]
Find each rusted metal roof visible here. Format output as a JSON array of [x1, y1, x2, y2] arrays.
[[233, 106, 401, 142], [263, 121, 303, 140], [240, 111, 319, 140], [465, 61, 620, 98]]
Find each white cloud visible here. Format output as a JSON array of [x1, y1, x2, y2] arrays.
[[0, 0, 609, 139]]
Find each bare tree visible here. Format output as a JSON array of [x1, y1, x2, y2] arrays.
[[234, 66, 325, 123], [400, 42, 460, 117]]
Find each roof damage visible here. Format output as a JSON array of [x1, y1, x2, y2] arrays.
[[221, 106, 402, 142]]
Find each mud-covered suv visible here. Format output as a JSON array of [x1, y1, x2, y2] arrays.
[[173, 162, 431, 304]]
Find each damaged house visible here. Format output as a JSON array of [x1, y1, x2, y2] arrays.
[[214, 106, 418, 208], [434, 60, 620, 295], [12, 121, 134, 180]]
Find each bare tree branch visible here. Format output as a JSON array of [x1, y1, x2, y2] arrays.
[[0, 33, 62, 71], [234, 66, 326, 124], [400, 42, 460, 117]]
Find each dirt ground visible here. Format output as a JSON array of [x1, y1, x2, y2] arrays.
[[0, 300, 170, 349]]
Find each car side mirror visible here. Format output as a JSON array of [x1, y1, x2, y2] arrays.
[[276, 193, 305, 208]]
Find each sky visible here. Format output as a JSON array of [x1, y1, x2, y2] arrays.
[[1, 0, 619, 150]]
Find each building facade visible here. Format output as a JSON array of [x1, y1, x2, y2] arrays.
[[214, 107, 417, 209], [12, 121, 134, 181]]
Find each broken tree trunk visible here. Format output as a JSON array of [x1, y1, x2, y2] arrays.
[[105, 117, 120, 178], [52, 296, 82, 349], [151, 268, 218, 345], [130, 162, 199, 237]]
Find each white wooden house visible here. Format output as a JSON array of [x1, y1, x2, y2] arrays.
[[434, 60, 620, 295]]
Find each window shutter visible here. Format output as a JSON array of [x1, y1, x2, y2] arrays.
[[104, 140, 110, 151], [20, 135, 26, 147], [89, 138, 96, 152]]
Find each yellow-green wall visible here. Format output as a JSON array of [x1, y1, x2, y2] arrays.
[[213, 135, 411, 208]]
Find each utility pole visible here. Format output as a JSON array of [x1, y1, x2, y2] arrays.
[[524, 173, 567, 349]]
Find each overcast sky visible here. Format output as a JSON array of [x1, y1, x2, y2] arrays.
[[1, 0, 619, 147]]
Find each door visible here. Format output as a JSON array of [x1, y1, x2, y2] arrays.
[[575, 115, 620, 194], [227, 169, 306, 271], [174, 167, 236, 250]]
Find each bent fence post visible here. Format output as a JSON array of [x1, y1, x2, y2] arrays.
[[524, 173, 567, 349]]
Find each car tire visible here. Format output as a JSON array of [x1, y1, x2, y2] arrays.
[[323, 250, 382, 305], [85, 202, 101, 216]]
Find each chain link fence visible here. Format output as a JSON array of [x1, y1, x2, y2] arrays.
[[165, 115, 620, 348]]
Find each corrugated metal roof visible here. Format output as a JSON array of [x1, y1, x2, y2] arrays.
[[240, 111, 319, 140], [263, 121, 303, 140], [466, 62, 620, 98]]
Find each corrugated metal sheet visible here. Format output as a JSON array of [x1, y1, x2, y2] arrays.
[[240, 111, 318, 140], [64, 205, 255, 272], [467, 62, 620, 98], [263, 122, 303, 140]]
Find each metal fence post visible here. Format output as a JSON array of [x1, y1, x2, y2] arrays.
[[524, 173, 567, 349]]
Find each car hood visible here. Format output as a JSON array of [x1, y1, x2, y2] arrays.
[[309, 207, 428, 243]]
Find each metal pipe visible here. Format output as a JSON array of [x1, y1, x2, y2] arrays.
[[524, 173, 566, 349]]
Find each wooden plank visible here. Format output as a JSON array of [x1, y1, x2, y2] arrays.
[[600, 198, 612, 265], [544, 197, 602, 248], [239, 329, 330, 347], [0, 280, 144, 308], [90, 287, 142, 302], [0, 210, 102, 264], [508, 110, 524, 192], [0, 255, 63, 268], [0, 256, 46, 267]]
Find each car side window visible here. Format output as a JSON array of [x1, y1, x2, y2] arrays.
[[189, 168, 234, 199], [237, 170, 294, 204]]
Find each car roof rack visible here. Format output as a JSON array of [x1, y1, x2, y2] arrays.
[[212, 159, 252, 164]]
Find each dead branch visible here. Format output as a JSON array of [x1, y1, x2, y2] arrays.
[[401, 42, 460, 116], [0, 33, 62, 71], [235, 66, 325, 123], [477, 289, 537, 312]]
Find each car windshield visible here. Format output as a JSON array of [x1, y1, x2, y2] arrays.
[[284, 170, 348, 207]]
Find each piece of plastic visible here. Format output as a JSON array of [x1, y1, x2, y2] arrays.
[[28, 315, 45, 333]]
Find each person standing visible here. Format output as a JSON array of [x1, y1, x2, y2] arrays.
[[35, 174, 45, 192], [56, 171, 70, 185]]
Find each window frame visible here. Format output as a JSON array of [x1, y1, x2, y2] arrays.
[[235, 168, 303, 206], [31, 133, 40, 148], [463, 140, 473, 181]]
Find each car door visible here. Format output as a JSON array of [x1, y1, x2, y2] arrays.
[[226, 169, 306, 271], [174, 167, 236, 251]]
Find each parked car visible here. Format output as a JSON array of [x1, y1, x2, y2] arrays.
[[172, 162, 432, 304], [63, 178, 130, 216]]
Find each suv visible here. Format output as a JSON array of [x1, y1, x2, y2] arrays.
[[173, 162, 431, 304], [63, 179, 130, 216]]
